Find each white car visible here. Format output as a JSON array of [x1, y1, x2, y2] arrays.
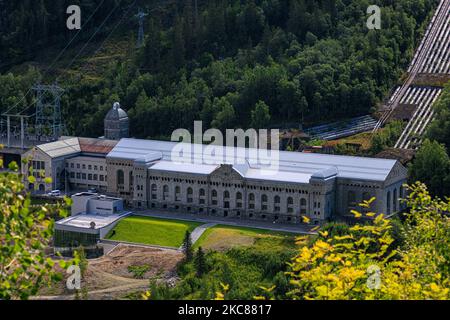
[[48, 190, 61, 197]]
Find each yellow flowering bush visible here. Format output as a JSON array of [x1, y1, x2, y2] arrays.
[[287, 182, 449, 300]]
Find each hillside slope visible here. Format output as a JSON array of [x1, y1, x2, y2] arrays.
[[0, 0, 440, 139]]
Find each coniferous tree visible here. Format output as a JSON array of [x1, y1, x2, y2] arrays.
[[182, 231, 193, 262], [195, 247, 206, 276]]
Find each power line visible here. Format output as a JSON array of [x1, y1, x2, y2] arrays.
[[60, 1, 123, 75], [17, 1, 128, 117], [2, 0, 106, 116]]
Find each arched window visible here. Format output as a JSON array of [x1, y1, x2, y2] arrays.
[[274, 195, 281, 212], [199, 188, 206, 197], [175, 186, 181, 201], [300, 198, 307, 207], [387, 191, 391, 214], [117, 170, 124, 185], [224, 191, 230, 199], [236, 192, 243, 208], [187, 187, 193, 203], [248, 193, 255, 210], [163, 185, 169, 201], [348, 191, 356, 207], [211, 189, 218, 205], [151, 184, 157, 200], [261, 194, 268, 203], [393, 189, 397, 212], [287, 197, 294, 205]]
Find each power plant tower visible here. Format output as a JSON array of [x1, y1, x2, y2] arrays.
[[33, 83, 65, 140]]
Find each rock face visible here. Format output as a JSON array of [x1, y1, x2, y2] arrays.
[[104, 102, 129, 140]]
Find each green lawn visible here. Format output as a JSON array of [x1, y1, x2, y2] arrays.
[[194, 225, 296, 251], [106, 216, 203, 248]]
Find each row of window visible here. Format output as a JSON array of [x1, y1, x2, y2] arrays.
[[69, 172, 107, 182], [147, 175, 309, 194], [66, 163, 104, 171], [150, 184, 310, 213]]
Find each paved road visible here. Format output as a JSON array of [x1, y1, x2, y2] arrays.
[[182, 223, 217, 249], [133, 210, 316, 235]]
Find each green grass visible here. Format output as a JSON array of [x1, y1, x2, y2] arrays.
[[194, 225, 297, 251], [106, 216, 203, 248]]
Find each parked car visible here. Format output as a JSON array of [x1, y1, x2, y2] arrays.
[[47, 190, 61, 197]]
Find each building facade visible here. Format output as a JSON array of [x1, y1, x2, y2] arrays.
[[22, 137, 117, 193], [105, 139, 408, 224]]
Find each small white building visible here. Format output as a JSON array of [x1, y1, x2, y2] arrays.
[[54, 193, 129, 247]]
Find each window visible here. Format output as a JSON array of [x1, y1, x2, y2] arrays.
[[82, 173, 86, 180], [82, 164, 86, 170], [393, 189, 397, 212], [187, 187, 193, 203], [199, 188, 206, 197], [287, 197, 294, 213], [117, 170, 124, 185], [175, 186, 181, 202], [100, 166, 103, 171], [261, 194, 268, 203], [88, 165, 92, 170], [163, 185, 169, 201], [70, 172, 75, 178], [151, 184, 157, 200], [94, 166, 98, 171], [348, 191, 356, 207], [248, 193, 255, 210], [300, 198, 307, 207], [224, 191, 230, 199], [76, 173, 81, 179], [77, 164, 80, 169], [93, 174, 98, 181], [88, 174, 93, 181], [70, 163, 74, 169], [387, 191, 391, 214], [100, 175, 104, 182]]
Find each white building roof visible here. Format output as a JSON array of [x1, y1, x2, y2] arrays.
[[37, 137, 80, 158], [108, 139, 400, 183], [149, 161, 219, 175], [56, 212, 128, 230]]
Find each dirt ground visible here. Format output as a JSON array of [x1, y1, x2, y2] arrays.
[[36, 244, 183, 300]]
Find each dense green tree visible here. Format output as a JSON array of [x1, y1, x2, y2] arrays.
[[0, 0, 439, 140], [251, 100, 271, 129], [409, 139, 450, 197], [427, 82, 450, 150]]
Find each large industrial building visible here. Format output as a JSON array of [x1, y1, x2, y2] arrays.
[[22, 103, 408, 225]]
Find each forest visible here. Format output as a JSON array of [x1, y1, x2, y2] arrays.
[[0, 0, 439, 139]]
